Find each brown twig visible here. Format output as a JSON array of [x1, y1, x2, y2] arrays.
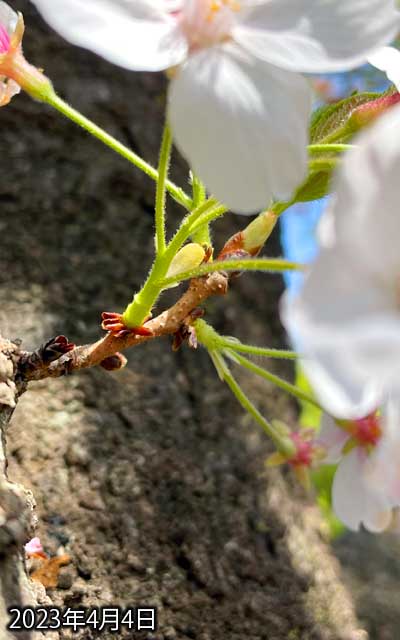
[[21, 272, 228, 382]]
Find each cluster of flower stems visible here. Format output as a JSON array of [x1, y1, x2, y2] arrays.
[[38, 87, 351, 459]]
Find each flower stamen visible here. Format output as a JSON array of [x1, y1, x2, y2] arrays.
[[206, 0, 241, 22], [336, 412, 382, 452]]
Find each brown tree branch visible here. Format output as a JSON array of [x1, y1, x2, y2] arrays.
[[21, 273, 228, 382]]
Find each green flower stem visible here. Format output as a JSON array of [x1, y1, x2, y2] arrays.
[[308, 158, 340, 173], [191, 173, 206, 207], [201, 345, 295, 456], [191, 223, 212, 246], [155, 122, 173, 256], [222, 364, 295, 455], [122, 199, 223, 327], [188, 204, 229, 237], [166, 200, 226, 258], [307, 143, 354, 154], [271, 200, 293, 216], [157, 257, 304, 288], [43, 91, 192, 210], [219, 338, 297, 360], [227, 350, 322, 410], [190, 174, 211, 245]]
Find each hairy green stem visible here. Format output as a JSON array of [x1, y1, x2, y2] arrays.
[[166, 200, 225, 259], [227, 351, 321, 410], [209, 351, 295, 455], [188, 205, 229, 236], [43, 92, 192, 210], [158, 257, 304, 288], [190, 174, 211, 245], [307, 143, 354, 154], [220, 338, 298, 360], [191, 173, 206, 207], [308, 158, 340, 173], [122, 199, 223, 327], [191, 224, 212, 246], [155, 123, 173, 255]]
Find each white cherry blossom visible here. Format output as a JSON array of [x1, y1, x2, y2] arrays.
[[282, 103, 400, 417], [319, 402, 400, 532], [0, 0, 17, 42], [31, 0, 399, 213], [0, 0, 21, 106], [368, 46, 400, 91]]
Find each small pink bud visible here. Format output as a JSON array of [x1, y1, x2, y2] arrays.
[[288, 431, 314, 468], [266, 429, 323, 489]]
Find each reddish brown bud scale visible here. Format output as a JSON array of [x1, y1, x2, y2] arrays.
[[101, 311, 153, 338], [49, 335, 75, 355], [217, 231, 246, 261], [202, 245, 214, 263], [217, 211, 277, 262], [217, 248, 249, 279], [172, 308, 204, 351], [18, 335, 76, 378]]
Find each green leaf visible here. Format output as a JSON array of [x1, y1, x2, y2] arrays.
[[292, 168, 331, 204], [311, 86, 399, 145], [310, 91, 381, 143]]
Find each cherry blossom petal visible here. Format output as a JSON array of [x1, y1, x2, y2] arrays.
[[24, 537, 44, 555], [318, 414, 348, 464], [281, 250, 386, 417], [327, 104, 400, 278], [0, 77, 20, 106], [332, 449, 393, 532], [364, 398, 400, 503], [0, 0, 17, 35], [368, 46, 400, 91], [233, 0, 399, 73], [300, 348, 381, 420], [163, 0, 184, 10], [31, 0, 187, 71], [168, 43, 311, 213], [283, 105, 400, 414]]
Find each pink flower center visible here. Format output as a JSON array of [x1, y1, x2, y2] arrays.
[[175, 0, 240, 51], [350, 413, 382, 447], [0, 23, 10, 54], [288, 432, 314, 468]]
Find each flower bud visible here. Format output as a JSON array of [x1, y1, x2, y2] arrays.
[[266, 428, 323, 489], [242, 210, 277, 254], [165, 242, 206, 284], [100, 352, 128, 372], [218, 210, 276, 260]]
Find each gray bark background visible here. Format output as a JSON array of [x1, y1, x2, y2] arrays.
[[0, 2, 371, 638]]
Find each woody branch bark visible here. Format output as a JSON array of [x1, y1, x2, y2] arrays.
[[21, 272, 228, 383], [0, 336, 47, 640]]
